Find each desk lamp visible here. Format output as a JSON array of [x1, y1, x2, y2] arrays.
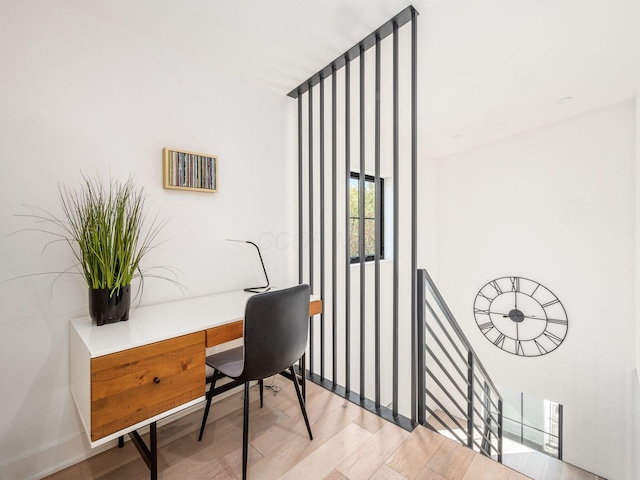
[[227, 239, 270, 293]]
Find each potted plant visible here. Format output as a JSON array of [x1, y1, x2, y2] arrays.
[[37, 174, 166, 326]]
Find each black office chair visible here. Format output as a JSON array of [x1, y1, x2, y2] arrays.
[[197, 284, 313, 479]]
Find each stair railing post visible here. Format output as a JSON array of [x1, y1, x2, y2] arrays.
[[558, 404, 563, 461], [498, 397, 503, 462], [481, 381, 491, 454], [467, 351, 474, 449], [416, 270, 426, 425]]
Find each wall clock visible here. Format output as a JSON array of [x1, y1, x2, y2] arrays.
[[473, 276, 568, 357]]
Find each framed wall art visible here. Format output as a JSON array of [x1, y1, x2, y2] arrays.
[[162, 147, 218, 192]]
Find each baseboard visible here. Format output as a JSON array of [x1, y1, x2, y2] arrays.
[[0, 431, 115, 480], [0, 392, 235, 480]]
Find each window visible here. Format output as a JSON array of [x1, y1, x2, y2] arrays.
[[349, 172, 384, 263]]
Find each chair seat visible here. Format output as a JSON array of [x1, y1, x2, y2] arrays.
[[206, 346, 244, 379]]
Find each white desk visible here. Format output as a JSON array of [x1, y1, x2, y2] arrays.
[[70, 289, 322, 448]]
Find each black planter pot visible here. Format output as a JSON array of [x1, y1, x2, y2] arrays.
[[89, 286, 131, 326]]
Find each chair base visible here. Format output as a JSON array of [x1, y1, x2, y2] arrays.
[[199, 367, 314, 480], [198, 372, 264, 442]]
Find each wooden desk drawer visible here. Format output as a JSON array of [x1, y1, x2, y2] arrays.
[[206, 320, 243, 347], [90, 332, 205, 441], [309, 298, 322, 317], [204, 299, 323, 348]]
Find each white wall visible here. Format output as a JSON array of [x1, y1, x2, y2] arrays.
[[435, 101, 636, 480], [634, 379, 640, 480], [0, 1, 295, 479], [634, 91, 640, 480], [636, 93, 640, 385]]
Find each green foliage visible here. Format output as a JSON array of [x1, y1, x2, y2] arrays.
[[28, 175, 167, 296]]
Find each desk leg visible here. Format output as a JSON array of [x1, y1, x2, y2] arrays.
[[129, 422, 158, 480], [150, 422, 157, 480]]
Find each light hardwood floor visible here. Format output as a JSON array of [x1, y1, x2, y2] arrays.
[[426, 410, 604, 480], [46, 379, 528, 480], [502, 448, 606, 480]]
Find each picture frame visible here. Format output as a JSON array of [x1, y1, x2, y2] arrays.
[[162, 147, 218, 192]]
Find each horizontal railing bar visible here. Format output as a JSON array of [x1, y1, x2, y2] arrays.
[[425, 322, 468, 376], [425, 394, 499, 441], [477, 411, 501, 430], [471, 372, 501, 402], [425, 393, 471, 430], [421, 269, 502, 398], [424, 327, 469, 384], [425, 368, 469, 419], [425, 342, 468, 387], [425, 365, 469, 404], [471, 436, 492, 457], [468, 426, 499, 457], [487, 397, 500, 415], [472, 371, 497, 392], [473, 407, 498, 436], [473, 420, 499, 446], [287, 6, 418, 98], [482, 425, 501, 442], [425, 301, 468, 365], [474, 378, 500, 408], [475, 438, 498, 458], [425, 391, 469, 433], [472, 388, 500, 415], [503, 416, 561, 439], [473, 390, 500, 418], [424, 406, 467, 446], [472, 405, 498, 428]]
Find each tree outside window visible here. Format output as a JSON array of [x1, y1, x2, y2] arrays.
[[350, 172, 384, 263]]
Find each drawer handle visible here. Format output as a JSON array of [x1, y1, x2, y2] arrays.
[[154, 377, 160, 384]]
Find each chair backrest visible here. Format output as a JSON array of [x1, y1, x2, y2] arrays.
[[240, 284, 310, 381]]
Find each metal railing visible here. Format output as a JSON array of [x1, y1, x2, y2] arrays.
[[417, 269, 503, 461]]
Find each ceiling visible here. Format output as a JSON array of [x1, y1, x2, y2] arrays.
[[60, 0, 640, 158]]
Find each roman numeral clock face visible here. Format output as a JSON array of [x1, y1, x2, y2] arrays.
[[473, 277, 568, 357]]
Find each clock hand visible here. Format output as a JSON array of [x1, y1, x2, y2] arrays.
[[487, 311, 565, 323], [500, 313, 565, 322], [501, 314, 545, 321]]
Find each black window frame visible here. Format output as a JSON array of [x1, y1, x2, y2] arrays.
[[349, 172, 384, 264]]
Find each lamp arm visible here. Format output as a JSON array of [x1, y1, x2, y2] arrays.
[[245, 241, 269, 290]]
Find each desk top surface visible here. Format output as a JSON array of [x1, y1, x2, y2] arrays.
[[71, 289, 315, 358]]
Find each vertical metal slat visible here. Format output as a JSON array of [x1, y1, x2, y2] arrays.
[[374, 34, 382, 409], [410, 5, 419, 429], [331, 65, 338, 388], [344, 56, 351, 394], [320, 76, 326, 381], [298, 93, 303, 285], [392, 20, 399, 417], [308, 82, 314, 375], [359, 45, 366, 403]]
